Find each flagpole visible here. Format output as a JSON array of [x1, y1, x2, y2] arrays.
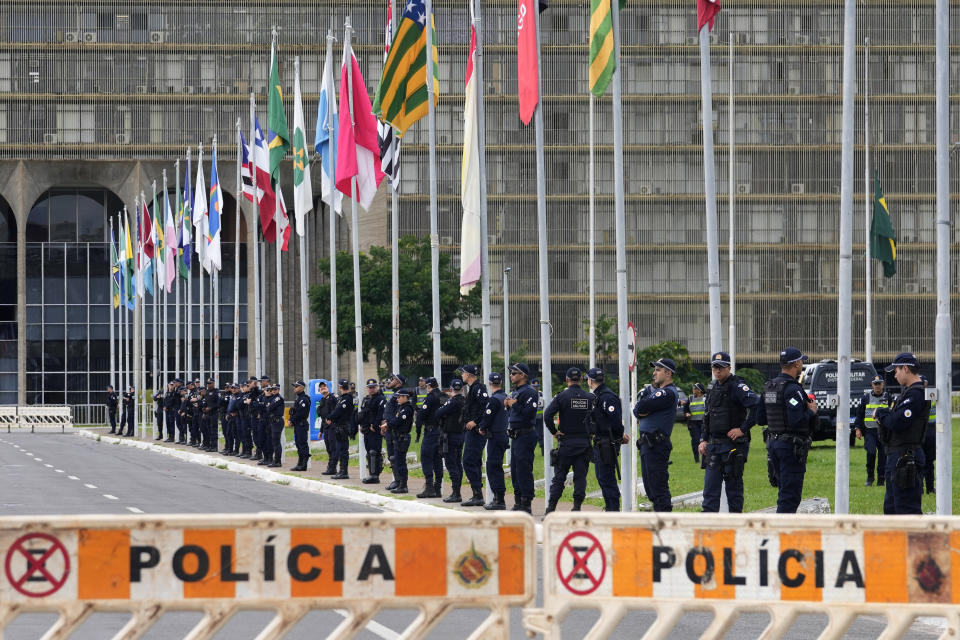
[[234, 120, 242, 383], [122, 207, 128, 422], [835, 0, 857, 515], [588, 91, 596, 370], [934, 0, 951, 515], [387, 0, 400, 376], [135, 197, 143, 438], [250, 94, 263, 378], [474, 0, 492, 378], [728, 35, 736, 372], [162, 172, 169, 396], [295, 57, 311, 381], [175, 161, 181, 381], [532, 0, 554, 495], [327, 24, 339, 385], [197, 143, 206, 384], [276, 205, 285, 390], [152, 182, 159, 436], [186, 149, 193, 384], [863, 38, 872, 365], [699, 17, 723, 358], [423, 0, 441, 382], [109, 217, 116, 396], [212, 137, 220, 387]]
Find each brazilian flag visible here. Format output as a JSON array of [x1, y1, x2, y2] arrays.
[[870, 174, 897, 278]]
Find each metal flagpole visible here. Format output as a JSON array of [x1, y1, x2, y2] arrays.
[[197, 144, 206, 384], [122, 207, 128, 426], [424, 0, 441, 382], [327, 25, 339, 384], [109, 217, 116, 393], [250, 93, 263, 378], [175, 161, 181, 381], [212, 139, 220, 386], [389, 1, 400, 376], [610, 0, 633, 511], [474, 0, 492, 378], [699, 17, 723, 357], [864, 38, 872, 365], [276, 207, 285, 390], [186, 149, 193, 383], [162, 171, 169, 393], [532, 1, 553, 493], [835, 0, 856, 515], [296, 55, 310, 381], [234, 120, 242, 383], [134, 198, 143, 438], [503, 267, 511, 392], [934, 0, 951, 515], [344, 17, 368, 478], [588, 92, 596, 370], [152, 182, 159, 436], [728, 35, 736, 371]]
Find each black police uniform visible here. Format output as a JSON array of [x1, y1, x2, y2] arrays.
[[106, 389, 119, 433], [543, 381, 594, 513], [478, 381, 509, 510], [290, 388, 312, 471], [386, 395, 415, 492], [922, 400, 937, 494], [188, 387, 202, 446], [261, 390, 283, 466], [380, 386, 398, 487], [327, 391, 355, 478], [359, 386, 386, 482], [164, 385, 179, 442], [633, 382, 679, 512], [204, 385, 220, 451], [435, 383, 466, 501], [700, 375, 760, 513], [177, 388, 191, 443], [460, 378, 489, 506], [587, 377, 624, 512], [875, 381, 929, 514], [756, 372, 816, 513], [219, 387, 232, 454], [507, 380, 540, 513], [855, 389, 889, 486], [251, 386, 270, 461], [154, 389, 164, 439], [120, 388, 135, 436], [316, 389, 338, 474], [237, 387, 253, 457], [416, 386, 445, 498], [225, 388, 242, 455]]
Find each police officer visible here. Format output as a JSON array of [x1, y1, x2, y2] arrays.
[[379, 373, 406, 490], [254, 376, 272, 461], [855, 375, 888, 487], [382, 388, 415, 493], [326, 380, 354, 479], [203, 378, 220, 452], [359, 379, 386, 484], [436, 379, 466, 502], [633, 358, 679, 511], [684, 383, 706, 463], [224, 384, 240, 456], [459, 365, 489, 507], [153, 386, 165, 440], [531, 377, 545, 453], [177, 381, 193, 444], [289, 380, 311, 471], [220, 382, 233, 454], [543, 367, 594, 514], [106, 384, 119, 434], [585, 368, 627, 512], [165, 379, 182, 443], [755, 347, 817, 514], [875, 353, 929, 514], [478, 372, 509, 510], [416, 377, 445, 499], [237, 380, 254, 458], [264, 384, 286, 468], [698, 352, 761, 513], [921, 376, 936, 495], [505, 362, 540, 514], [188, 379, 203, 447], [120, 385, 135, 436]]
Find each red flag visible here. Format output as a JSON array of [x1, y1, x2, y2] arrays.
[[697, 0, 721, 32], [141, 201, 154, 260], [516, 0, 539, 126]]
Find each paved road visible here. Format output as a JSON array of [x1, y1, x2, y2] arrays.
[[0, 434, 943, 639]]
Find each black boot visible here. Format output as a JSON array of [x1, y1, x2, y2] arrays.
[[461, 488, 485, 507], [510, 494, 524, 511], [443, 487, 462, 503], [391, 482, 408, 494], [417, 483, 439, 499], [484, 492, 507, 511], [544, 498, 559, 515], [321, 463, 337, 476], [362, 475, 380, 484], [520, 496, 533, 514], [386, 480, 399, 490], [603, 500, 620, 512], [252, 450, 263, 461], [572, 497, 584, 512]]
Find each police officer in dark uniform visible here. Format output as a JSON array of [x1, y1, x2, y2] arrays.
[[543, 367, 594, 514], [698, 352, 761, 513], [120, 385, 135, 436], [585, 367, 627, 512], [459, 365, 489, 507], [416, 377, 445, 499], [224, 383, 240, 455], [383, 388, 414, 493], [436, 379, 466, 502], [854, 375, 888, 487], [289, 380, 311, 471], [874, 353, 929, 515], [188, 379, 202, 446], [379, 373, 406, 490], [359, 379, 386, 483], [264, 384, 286, 468], [478, 372, 509, 510], [684, 383, 706, 463], [177, 381, 193, 444], [326, 380, 355, 479], [255, 376, 272, 461], [921, 376, 936, 494], [106, 384, 119, 433], [505, 362, 540, 514], [153, 386, 164, 440], [633, 358, 680, 512], [203, 378, 220, 452], [531, 377, 545, 453], [755, 347, 817, 514], [165, 379, 182, 442], [316, 381, 338, 474], [237, 380, 254, 458]]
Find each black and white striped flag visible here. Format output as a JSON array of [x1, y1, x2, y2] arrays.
[[377, 1, 401, 190]]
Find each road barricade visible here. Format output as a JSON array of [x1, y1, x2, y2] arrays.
[[525, 512, 960, 639], [0, 405, 17, 431], [0, 513, 534, 639], [17, 405, 72, 432]]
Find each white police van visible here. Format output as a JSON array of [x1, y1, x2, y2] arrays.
[[799, 359, 878, 441]]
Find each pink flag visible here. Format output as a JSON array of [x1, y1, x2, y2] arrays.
[[516, 0, 539, 126], [335, 47, 385, 211], [697, 0, 722, 32]]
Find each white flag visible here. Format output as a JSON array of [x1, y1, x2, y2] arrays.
[[315, 41, 343, 215], [292, 59, 313, 234]]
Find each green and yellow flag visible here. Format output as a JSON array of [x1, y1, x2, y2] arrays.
[[870, 174, 897, 278], [372, 0, 439, 137], [110, 226, 121, 309], [267, 38, 290, 182], [589, 0, 626, 97]]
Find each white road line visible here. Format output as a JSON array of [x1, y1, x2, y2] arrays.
[[84, 483, 97, 489], [55, 469, 64, 473], [103, 494, 118, 500], [126, 507, 143, 514], [44, 464, 53, 468], [335, 610, 400, 640], [68, 475, 79, 480], [34, 457, 42, 461]]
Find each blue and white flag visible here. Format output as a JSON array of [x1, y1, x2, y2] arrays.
[[315, 42, 343, 215]]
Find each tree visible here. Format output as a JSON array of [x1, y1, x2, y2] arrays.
[[309, 235, 482, 372], [635, 340, 701, 393], [574, 313, 618, 370]]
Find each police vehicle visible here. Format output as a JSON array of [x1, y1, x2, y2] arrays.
[[799, 359, 878, 441]]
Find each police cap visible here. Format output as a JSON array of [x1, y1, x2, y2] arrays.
[[710, 352, 732, 368], [292, 379, 306, 388], [450, 379, 464, 390], [459, 364, 479, 376], [586, 367, 605, 382], [650, 358, 677, 373], [365, 378, 379, 388], [509, 362, 531, 377], [565, 367, 582, 381], [488, 372, 503, 385], [885, 352, 919, 372], [338, 378, 350, 389]]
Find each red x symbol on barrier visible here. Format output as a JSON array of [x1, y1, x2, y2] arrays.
[[556, 531, 606, 595], [4, 532, 70, 598]]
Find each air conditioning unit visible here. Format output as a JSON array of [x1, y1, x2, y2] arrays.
[[709, 34, 719, 45], [788, 85, 801, 95], [135, 85, 147, 94], [686, 36, 698, 46], [738, 285, 749, 293], [438, 135, 449, 144], [920, 285, 931, 293], [485, 82, 499, 95], [818, 36, 831, 45], [488, 234, 499, 246], [904, 283, 919, 293], [184, 86, 196, 94], [150, 31, 165, 43], [83, 32, 97, 43], [791, 182, 806, 194], [64, 31, 80, 43], [737, 183, 750, 194], [734, 33, 750, 45], [114, 133, 130, 144], [439, 236, 453, 245], [43, 133, 58, 144], [218, 85, 231, 94], [639, 184, 654, 195], [821, 284, 836, 293], [795, 35, 811, 45]]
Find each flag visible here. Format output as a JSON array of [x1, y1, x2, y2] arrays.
[[123, 210, 136, 309], [697, 0, 721, 32], [193, 154, 208, 247], [589, 0, 626, 97], [110, 225, 121, 309], [240, 130, 256, 203], [179, 154, 193, 278], [153, 188, 165, 287], [517, 0, 540, 126], [378, 2, 401, 189], [292, 59, 313, 233], [140, 197, 155, 297], [164, 187, 177, 292], [276, 187, 292, 252], [316, 42, 343, 215], [372, 0, 439, 137], [870, 174, 897, 278], [207, 145, 223, 272], [460, 26, 482, 295], [267, 38, 290, 183], [336, 46, 385, 211], [253, 116, 279, 242]]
